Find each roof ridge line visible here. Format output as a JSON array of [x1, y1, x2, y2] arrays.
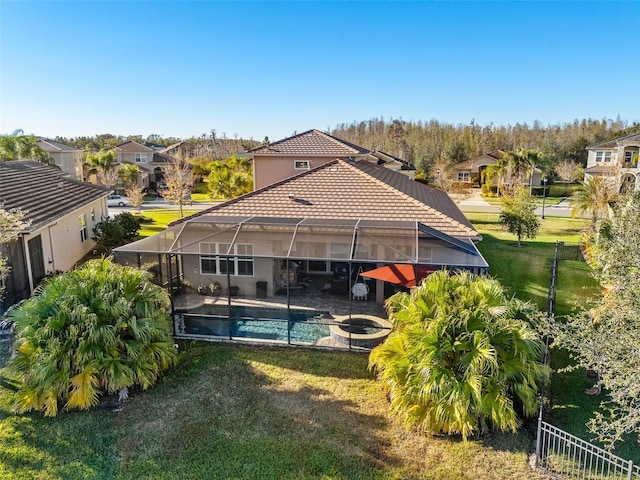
[[168, 160, 342, 226], [314, 129, 365, 155], [344, 161, 477, 236]]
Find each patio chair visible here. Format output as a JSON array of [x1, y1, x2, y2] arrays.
[[351, 282, 369, 301]]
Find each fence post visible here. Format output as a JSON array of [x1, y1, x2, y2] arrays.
[[535, 416, 543, 466], [535, 241, 559, 470], [627, 460, 633, 480]]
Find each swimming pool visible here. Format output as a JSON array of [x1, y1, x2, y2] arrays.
[[175, 304, 333, 345]]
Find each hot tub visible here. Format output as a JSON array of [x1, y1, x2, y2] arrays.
[[329, 315, 392, 348]]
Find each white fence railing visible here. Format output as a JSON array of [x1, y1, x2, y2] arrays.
[[536, 420, 640, 479]]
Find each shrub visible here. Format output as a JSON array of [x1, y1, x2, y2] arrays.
[[369, 270, 548, 439], [7, 258, 177, 416], [93, 212, 141, 252]]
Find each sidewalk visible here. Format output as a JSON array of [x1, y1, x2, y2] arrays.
[[450, 189, 499, 213]]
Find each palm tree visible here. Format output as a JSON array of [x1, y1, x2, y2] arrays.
[[207, 155, 253, 200], [118, 163, 140, 188], [85, 149, 118, 190], [0, 133, 50, 163], [482, 157, 510, 196], [571, 176, 618, 230], [8, 258, 177, 416], [369, 270, 548, 440]]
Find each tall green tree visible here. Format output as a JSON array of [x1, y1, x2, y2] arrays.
[[207, 155, 253, 199], [85, 149, 118, 190], [553, 193, 640, 448], [570, 176, 618, 231], [0, 132, 50, 163], [118, 163, 140, 188], [369, 270, 548, 440], [499, 187, 541, 247], [7, 258, 177, 416]]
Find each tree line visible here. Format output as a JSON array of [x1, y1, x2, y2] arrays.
[[330, 117, 638, 172]]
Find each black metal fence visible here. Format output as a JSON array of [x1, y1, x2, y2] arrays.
[[556, 242, 585, 262], [534, 241, 638, 479]]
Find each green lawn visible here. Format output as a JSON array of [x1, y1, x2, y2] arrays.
[[0, 344, 544, 479], [136, 209, 198, 238], [1, 211, 632, 478], [466, 213, 639, 464]]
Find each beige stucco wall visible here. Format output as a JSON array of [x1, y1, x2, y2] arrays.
[[118, 151, 153, 166], [49, 151, 83, 180], [182, 255, 275, 297], [21, 196, 108, 291], [253, 156, 338, 189]]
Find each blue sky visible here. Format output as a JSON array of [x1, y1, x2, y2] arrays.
[[1, 1, 639, 142]]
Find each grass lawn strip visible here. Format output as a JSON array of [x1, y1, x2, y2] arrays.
[[136, 209, 198, 238], [0, 343, 545, 479], [1, 211, 629, 478]]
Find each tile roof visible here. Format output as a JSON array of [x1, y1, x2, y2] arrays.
[[0, 161, 110, 232], [370, 150, 415, 170], [587, 132, 640, 149], [249, 129, 370, 156], [36, 137, 81, 152], [173, 159, 478, 238], [115, 141, 156, 153], [454, 150, 505, 170], [584, 165, 618, 174]]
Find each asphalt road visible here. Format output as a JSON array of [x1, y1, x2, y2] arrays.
[[454, 195, 575, 218], [109, 196, 575, 219], [108, 200, 220, 217]]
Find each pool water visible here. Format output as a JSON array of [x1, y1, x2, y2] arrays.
[[178, 305, 332, 344], [338, 318, 383, 335]]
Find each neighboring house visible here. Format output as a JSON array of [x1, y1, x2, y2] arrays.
[[114, 158, 487, 330], [160, 140, 251, 162], [36, 137, 84, 180], [114, 140, 187, 190], [0, 161, 110, 315], [249, 129, 414, 190], [159, 141, 198, 160], [584, 132, 640, 193], [452, 150, 542, 187]]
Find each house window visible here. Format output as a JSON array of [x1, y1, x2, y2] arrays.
[[79, 214, 88, 243], [294, 160, 310, 170], [624, 150, 638, 164], [604, 152, 612, 163], [457, 172, 470, 182], [200, 242, 254, 276], [595, 151, 603, 162], [135, 153, 147, 163]]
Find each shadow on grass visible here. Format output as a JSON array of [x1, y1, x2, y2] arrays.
[[477, 233, 554, 309], [0, 381, 120, 479], [113, 342, 396, 479]]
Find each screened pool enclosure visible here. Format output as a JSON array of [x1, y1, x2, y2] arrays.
[[114, 215, 489, 349]]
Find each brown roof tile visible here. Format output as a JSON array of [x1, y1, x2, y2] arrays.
[[173, 159, 478, 238], [36, 137, 81, 152], [249, 129, 370, 156], [115, 141, 156, 153], [0, 161, 110, 231]]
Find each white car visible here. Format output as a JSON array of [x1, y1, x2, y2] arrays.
[[107, 194, 130, 207]]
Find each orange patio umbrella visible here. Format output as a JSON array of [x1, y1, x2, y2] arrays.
[[360, 264, 437, 288]]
